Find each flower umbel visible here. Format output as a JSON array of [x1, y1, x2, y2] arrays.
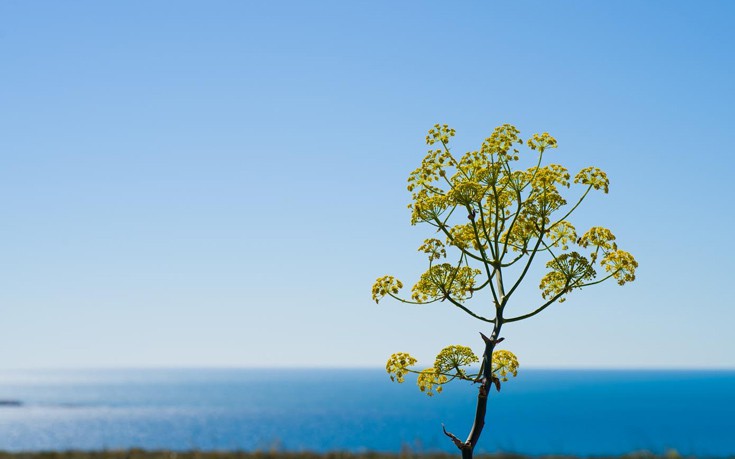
[[386, 352, 418, 383], [492, 350, 519, 382], [417, 368, 448, 396], [527, 132, 558, 153], [418, 238, 447, 261], [434, 345, 479, 375], [411, 264, 480, 303], [574, 166, 609, 193], [601, 250, 638, 285], [372, 275, 403, 303]]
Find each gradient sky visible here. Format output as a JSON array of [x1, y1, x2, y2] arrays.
[[1, 1, 734, 369]]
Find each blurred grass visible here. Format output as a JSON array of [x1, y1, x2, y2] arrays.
[[0, 450, 722, 459]]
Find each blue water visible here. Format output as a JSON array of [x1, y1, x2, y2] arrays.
[[0, 369, 733, 457]]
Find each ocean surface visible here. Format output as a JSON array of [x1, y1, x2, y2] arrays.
[[0, 369, 733, 457]]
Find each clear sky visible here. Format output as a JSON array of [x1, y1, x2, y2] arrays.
[[1, 1, 734, 369]]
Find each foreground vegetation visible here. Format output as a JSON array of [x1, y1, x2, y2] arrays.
[[0, 450, 718, 459]]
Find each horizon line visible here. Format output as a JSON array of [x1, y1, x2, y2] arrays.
[[2, 365, 734, 372]]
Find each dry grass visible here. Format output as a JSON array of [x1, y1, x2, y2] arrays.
[[0, 450, 722, 459]]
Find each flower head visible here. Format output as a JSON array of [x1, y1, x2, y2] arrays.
[[417, 368, 447, 396], [372, 275, 403, 303], [386, 352, 418, 383]]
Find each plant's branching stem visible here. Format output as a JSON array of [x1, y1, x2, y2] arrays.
[[496, 150, 543, 263], [444, 294, 496, 323], [503, 221, 547, 307], [440, 205, 458, 228], [458, 323, 503, 457], [490, 183, 502, 261], [420, 184, 446, 196], [444, 252, 466, 295], [472, 279, 491, 292], [476, 203, 497, 261], [548, 185, 592, 231], [574, 271, 620, 288], [433, 217, 486, 263], [387, 293, 440, 305], [499, 192, 523, 263], [503, 285, 569, 322], [500, 250, 526, 268], [440, 140, 464, 180], [442, 425, 466, 450], [540, 237, 561, 266], [522, 150, 545, 192], [467, 211, 500, 308]]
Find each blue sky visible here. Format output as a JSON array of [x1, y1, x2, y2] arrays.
[[1, 1, 733, 369]]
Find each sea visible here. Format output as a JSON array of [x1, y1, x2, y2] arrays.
[[0, 369, 733, 457]]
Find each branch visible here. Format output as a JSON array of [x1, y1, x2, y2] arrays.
[[573, 270, 620, 288], [490, 182, 503, 260], [498, 150, 543, 260], [499, 192, 523, 263], [471, 278, 491, 292], [477, 200, 498, 261], [503, 286, 568, 323], [468, 212, 500, 307], [386, 293, 440, 306], [547, 185, 592, 232], [505, 265, 624, 323], [442, 424, 465, 450], [444, 294, 496, 323], [521, 149, 545, 193], [540, 236, 562, 267], [432, 217, 486, 263], [443, 252, 467, 297], [502, 221, 547, 306], [500, 249, 527, 268], [439, 140, 461, 176]]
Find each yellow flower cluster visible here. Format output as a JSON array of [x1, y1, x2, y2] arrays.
[[380, 124, 639, 322], [539, 252, 596, 300], [553, 252, 596, 281], [446, 181, 484, 207], [525, 186, 567, 220], [418, 238, 447, 261], [407, 150, 453, 196], [447, 223, 487, 251], [492, 350, 519, 381], [574, 167, 609, 193], [411, 264, 480, 303], [385, 345, 519, 396], [501, 212, 538, 251], [578, 226, 617, 263], [600, 250, 638, 285], [481, 124, 523, 159], [417, 368, 448, 396], [433, 345, 479, 374], [506, 168, 530, 189], [538, 271, 568, 302], [578, 226, 617, 250], [549, 221, 577, 251], [409, 192, 449, 225], [530, 164, 570, 190], [521, 164, 572, 219], [386, 352, 418, 383], [371, 275, 404, 304], [526, 132, 557, 153], [482, 183, 515, 217], [527, 132, 558, 152], [426, 123, 456, 145], [456, 150, 493, 180]]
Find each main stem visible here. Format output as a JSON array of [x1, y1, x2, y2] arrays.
[[459, 320, 503, 459]]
